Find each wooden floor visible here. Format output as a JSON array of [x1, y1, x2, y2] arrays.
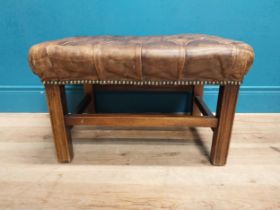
[[0, 114, 279, 210]]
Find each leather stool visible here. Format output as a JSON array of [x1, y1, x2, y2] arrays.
[[28, 34, 254, 166]]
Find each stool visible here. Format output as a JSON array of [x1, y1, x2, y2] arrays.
[[28, 34, 254, 166]]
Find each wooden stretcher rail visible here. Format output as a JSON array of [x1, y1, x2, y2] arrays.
[[75, 95, 91, 114], [194, 96, 214, 117], [194, 96, 215, 132], [64, 114, 218, 128]]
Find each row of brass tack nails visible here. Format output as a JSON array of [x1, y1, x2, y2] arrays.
[[42, 80, 242, 85]]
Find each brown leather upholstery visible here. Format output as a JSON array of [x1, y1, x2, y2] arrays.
[[28, 34, 254, 85]]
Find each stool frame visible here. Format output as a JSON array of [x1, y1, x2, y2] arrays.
[[45, 84, 239, 166]]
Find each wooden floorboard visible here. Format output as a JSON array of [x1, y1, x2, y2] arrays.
[[0, 113, 279, 210]]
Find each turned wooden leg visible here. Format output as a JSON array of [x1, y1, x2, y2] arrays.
[[45, 85, 73, 163], [83, 84, 96, 113], [192, 85, 204, 116], [210, 85, 240, 166]]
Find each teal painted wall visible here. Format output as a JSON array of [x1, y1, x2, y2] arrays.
[[0, 0, 280, 112]]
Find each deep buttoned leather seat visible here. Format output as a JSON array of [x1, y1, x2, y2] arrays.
[[29, 34, 254, 85]]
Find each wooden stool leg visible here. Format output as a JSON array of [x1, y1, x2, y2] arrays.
[[210, 85, 240, 166], [192, 85, 204, 116], [83, 84, 96, 113], [45, 85, 73, 163]]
